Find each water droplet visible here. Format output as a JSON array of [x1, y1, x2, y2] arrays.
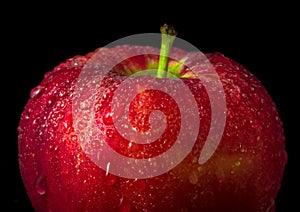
[[62, 120, 73, 133], [77, 121, 87, 130], [106, 129, 115, 138], [80, 99, 92, 110], [56, 111, 65, 120], [70, 134, 78, 142], [32, 117, 40, 128], [250, 119, 261, 130], [103, 112, 113, 125], [24, 113, 30, 120], [58, 89, 66, 98], [105, 174, 117, 186], [91, 140, 100, 149], [30, 86, 44, 99], [57, 100, 67, 109], [34, 173, 47, 196], [46, 95, 56, 108]]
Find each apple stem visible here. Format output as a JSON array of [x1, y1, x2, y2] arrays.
[[157, 24, 177, 78]]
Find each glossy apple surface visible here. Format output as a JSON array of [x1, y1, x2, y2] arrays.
[[18, 44, 287, 211]]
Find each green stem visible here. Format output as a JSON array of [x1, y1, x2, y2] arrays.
[[157, 24, 177, 78]]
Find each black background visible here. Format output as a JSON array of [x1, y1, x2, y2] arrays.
[[5, 1, 297, 211]]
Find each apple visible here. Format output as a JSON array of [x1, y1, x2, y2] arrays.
[[18, 24, 287, 211]]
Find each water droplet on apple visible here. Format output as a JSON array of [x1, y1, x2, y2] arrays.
[[249, 119, 261, 131], [80, 99, 92, 110], [103, 112, 113, 125], [58, 89, 66, 98], [24, 113, 30, 120], [46, 95, 56, 108], [77, 121, 88, 130], [105, 174, 117, 186], [70, 134, 78, 142], [56, 111, 65, 120], [57, 99, 67, 109], [91, 140, 100, 149], [106, 129, 115, 138], [34, 173, 47, 196], [149, 192, 156, 200], [30, 86, 45, 99], [32, 117, 40, 129], [61, 120, 73, 134]]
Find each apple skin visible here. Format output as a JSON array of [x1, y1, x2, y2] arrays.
[[18, 45, 287, 211]]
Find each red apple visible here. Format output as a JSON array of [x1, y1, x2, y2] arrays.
[[18, 24, 287, 211]]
